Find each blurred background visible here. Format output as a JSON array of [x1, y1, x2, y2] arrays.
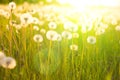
[[0, 0, 56, 4], [0, 0, 120, 6]]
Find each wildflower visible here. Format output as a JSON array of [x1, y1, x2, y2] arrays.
[[95, 28, 105, 35], [20, 13, 33, 25], [33, 34, 43, 43], [70, 44, 78, 51], [115, 26, 120, 31], [14, 24, 22, 30], [81, 23, 93, 33], [9, 2, 16, 10], [33, 26, 39, 31], [63, 21, 73, 30], [0, 57, 16, 69], [61, 31, 72, 40], [73, 33, 79, 38], [32, 17, 39, 24], [0, 51, 6, 60], [46, 30, 58, 41], [40, 28, 46, 34], [56, 34, 62, 41], [68, 24, 78, 32], [48, 21, 57, 29], [87, 36, 96, 44]]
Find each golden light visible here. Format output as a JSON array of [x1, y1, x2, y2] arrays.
[[57, 0, 120, 7]]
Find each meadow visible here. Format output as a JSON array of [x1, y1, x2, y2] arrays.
[[0, 2, 120, 80]]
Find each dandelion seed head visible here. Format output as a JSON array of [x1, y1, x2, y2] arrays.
[[33, 26, 39, 31], [115, 26, 120, 31], [73, 33, 79, 38], [32, 17, 39, 24], [9, 2, 16, 10], [95, 28, 105, 35], [48, 21, 57, 29], [46, 30, 58, 41], [61, 31, 72, 40], [20, 13, 33, 25], [56, 34, 62, 41], [40, 28, 46, 34], [87, 36, 96, 44], [33, 34, 43, 43], [1, 57, 16, 69], [70, 44, 78, 51]]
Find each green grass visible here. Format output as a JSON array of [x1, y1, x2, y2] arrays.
[[0, 3, 120, 80]]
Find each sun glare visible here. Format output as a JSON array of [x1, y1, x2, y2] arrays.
[[57, 0, 120, 7]]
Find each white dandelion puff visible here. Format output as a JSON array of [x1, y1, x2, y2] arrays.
[[46, 30, 58, 41], [115, 26, 120, 31], [61, 31, 72, 40], [20, 13, 33, 25], [68, 24, 78, 32], [81, 22, 93, 33], [73, 33, 79, 38], [33, 26, 39, 31], [87, 36, 96, 44], [95, 28, 105, 35], [33, 34, 43, 43], [40, 28, 46, 34], [9, 2, 16, 10], [48, 21, 57, 29], [70, 44, 78, 51], [0, 57, 16, 69], [32, 17, 39, 24], [56, 34, 62, 41], [14, 24, 22, 30]]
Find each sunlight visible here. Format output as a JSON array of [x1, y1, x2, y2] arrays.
[[57, 0, 120, 7]]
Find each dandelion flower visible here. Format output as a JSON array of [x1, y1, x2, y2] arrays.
[[73, 33, 79, 38], [70, 44, 78, 51], [0, 57, 16, 69], [81, 24, 93, 33], [33, 34, 43, 43], [14, 24, 22, 30], [0, 51, 6, 60], [32, 17, 39, 24], [9, 2, 16, 10], [56, 34, 62, 41], [20, 13, 33, 25], [95, 28, 105, 35], [40, 28, 46, 34], [48, 21, 57, 29], [68, 24, 78, 32], [33, 26, 39, 31], [61, 31, 72, 40], [63, 21, 78, 32], [87, 36, 96, 44], [46, 30, 58, 41], [115, 26, 120, 31]]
